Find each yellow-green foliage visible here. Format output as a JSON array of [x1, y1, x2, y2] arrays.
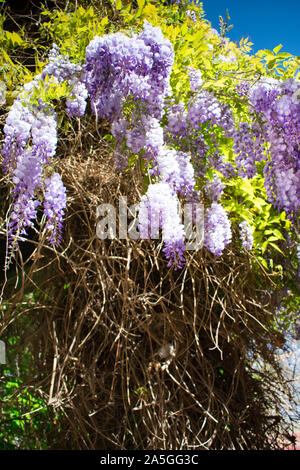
[[30, 75, 73, 105], [0, 13, 34, 103], [39, 5, 111, 62], [256, 45, 300, 79]]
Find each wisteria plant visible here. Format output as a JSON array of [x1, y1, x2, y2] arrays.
[[1, 0, 300, 451], [1, 0, 300, 278]]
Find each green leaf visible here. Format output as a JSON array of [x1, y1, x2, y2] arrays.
[[262, 49, 274, 57], [269, 242, 284, 255], [115, 0, 122, 10], [267, 59, 276, 69], [252, 197, 267, 212], [31, 85, 40, 100], [192, 30, 204, 46], [259, 257, 268, 269], [266, 229, 285, 240], [267, 235, 281, 242], [277, 52, 292, 59], [273, 44, 283, 54], [101, 16, 109, 27]]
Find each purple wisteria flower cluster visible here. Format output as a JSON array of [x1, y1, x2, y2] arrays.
[[8, 150, 43, 242], [3, 92, 59, 250], [204, 174, 225, 202], [2, 45, 88, 255], [84, 22, 198, 267], [84, 20, 174, 123], [43, 173, 67, 246], [138, 182, 186, 269], [227, 76, 300, 218], [165, 71, 235, 179], [188, 67, 203, 92], [42, 44, 88, 118], [150, 147, 196, 197], [296, 244, 300, 279], [297, 244, 300, 263], [84, 20, 175, 170], [163, 70, 234, 258], [167, 69, 300, 214], [204, 202, 232, 257], [164, 65, 300, 262], [232, 122, 265, 178], [247, 77, 300, 217], [239, 221, 254, 251]]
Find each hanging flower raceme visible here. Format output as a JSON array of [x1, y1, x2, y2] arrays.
[[138, 182, 185, 269], [187, 88, 234, 133], [204, 202, 232, 257], [43, 173, 67, 246], [232, 122, 266, 178], [204, 174, 225, 202], [31, 108, 58, 164], [246, 76, 300, 218], [188, 67, 203, 92], [1, 44, 87, 253], [296, 244, 300, 279], [248, 77, 282, 118], [84, 21, 174, 121], [2, 99, 35, 172], [239, 221, 254, 251], [149, 146, 196, 197], [8, 150, 43, 245], [165, 101, 189, 145], [3, 94, 58, 249], [84, 21, 174, 170], [165, 74, 235, 180], [65, 81, 88, 118], [41, 44, 88, 118]]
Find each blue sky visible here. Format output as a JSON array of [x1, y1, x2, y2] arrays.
[[200, 0, 300, 57]]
